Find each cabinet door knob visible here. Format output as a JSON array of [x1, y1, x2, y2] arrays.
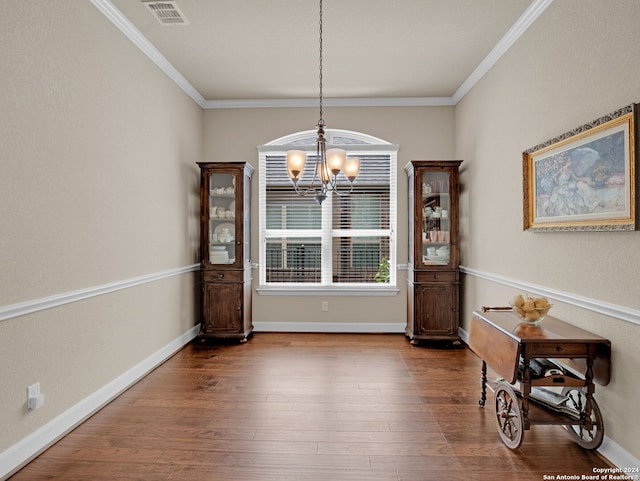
[[218, 273, 225, 278]]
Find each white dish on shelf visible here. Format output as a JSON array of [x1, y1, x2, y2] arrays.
[[426, 254, 450, 262], [214, 223, 235, 237], [211, 245, 226, 251], [210, 252, 229, 264]]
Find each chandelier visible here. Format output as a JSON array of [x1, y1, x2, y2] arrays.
[[286, 0, 361, 205]]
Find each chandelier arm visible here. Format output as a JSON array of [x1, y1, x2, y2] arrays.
[[327, 174, 355, 196], [292, 161, 321, 196], [316, 129, 328, 199], [290, 138, 324, 198], [291, 178, 318, 196], [331, 183, 356, 196]]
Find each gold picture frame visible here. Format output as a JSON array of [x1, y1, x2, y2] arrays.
[[523, 104, 638, 231]]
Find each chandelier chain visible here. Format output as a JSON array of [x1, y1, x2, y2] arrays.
[[318, 0, 324, 126], [285, 0, 359, 204]]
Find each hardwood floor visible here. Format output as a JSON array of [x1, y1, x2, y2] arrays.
[[9, 333, 612, 481]]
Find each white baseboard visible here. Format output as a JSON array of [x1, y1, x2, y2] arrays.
[[598, 437, 640, 473], [253, 321, 406, 333], [0, 324, 200, 480]]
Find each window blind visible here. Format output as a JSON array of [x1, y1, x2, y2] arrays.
[[263, 153, 393, 285]]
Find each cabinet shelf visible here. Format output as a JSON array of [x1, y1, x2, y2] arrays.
[[209, 190, 235, 196], [423, 192, 450, 199]]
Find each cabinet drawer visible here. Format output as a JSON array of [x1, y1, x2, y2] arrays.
[[203, 269, 243, 283], [525, 343, 589, 358], [415, 271, 458, 283]]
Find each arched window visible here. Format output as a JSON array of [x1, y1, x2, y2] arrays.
[[258, 129, 398, 294]]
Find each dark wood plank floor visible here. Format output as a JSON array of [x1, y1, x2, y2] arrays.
[[10, 333, 612, 481]]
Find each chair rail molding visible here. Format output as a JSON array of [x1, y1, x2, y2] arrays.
[[0, 264, 200, 323], [460, 266, 640, 327]]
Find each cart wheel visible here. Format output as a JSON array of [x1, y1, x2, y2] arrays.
[[561, 387, 604, 450], [494, 381, 524, 449]]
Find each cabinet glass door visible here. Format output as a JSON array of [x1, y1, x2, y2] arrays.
[[208, 171, 237, 265], [421, 171, 451, 266]]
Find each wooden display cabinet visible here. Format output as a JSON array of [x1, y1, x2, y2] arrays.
[[197, 162, 254, 341], [405, 160, 463, 343]]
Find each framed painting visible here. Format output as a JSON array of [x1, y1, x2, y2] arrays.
[[523, 104, 638, 231]]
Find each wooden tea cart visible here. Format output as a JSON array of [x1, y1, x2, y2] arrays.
[[468, 308, 611, 449]]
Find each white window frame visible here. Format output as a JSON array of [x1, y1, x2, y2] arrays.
[[257, 129, 398, 296]]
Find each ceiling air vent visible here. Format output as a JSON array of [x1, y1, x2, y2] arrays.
[[142, 1, 189, 26]]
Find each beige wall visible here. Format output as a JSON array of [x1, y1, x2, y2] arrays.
[[3, 0, 639, 472], [456, 0, 640, 461], [203, 106, 455, 324], [0, 1, 201, 455]]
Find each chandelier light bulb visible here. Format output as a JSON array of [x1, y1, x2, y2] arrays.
[[317, 161, 334, 184], [326, 148, 346, 174], [287, 150, 307, 181], [344, 157, 361, 182]]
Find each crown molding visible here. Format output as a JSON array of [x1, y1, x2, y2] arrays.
[[89, 0, 206, 107], [452, 0, 554, 103], [203, 96, 455, 109], [92, 0, 553, 110]]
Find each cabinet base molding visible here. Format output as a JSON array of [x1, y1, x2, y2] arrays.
[[406, 332, 462, 343], [198, 328, 253, 342]]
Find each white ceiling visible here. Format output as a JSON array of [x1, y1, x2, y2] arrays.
[[96, 0, 552, 108]]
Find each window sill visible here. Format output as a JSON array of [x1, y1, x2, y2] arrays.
[[256, 285, 399, 296]]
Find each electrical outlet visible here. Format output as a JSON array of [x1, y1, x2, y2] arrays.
[[27, 383, 40, 400], [27, 382, 45, 410], [321, 301, 329, 312]]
